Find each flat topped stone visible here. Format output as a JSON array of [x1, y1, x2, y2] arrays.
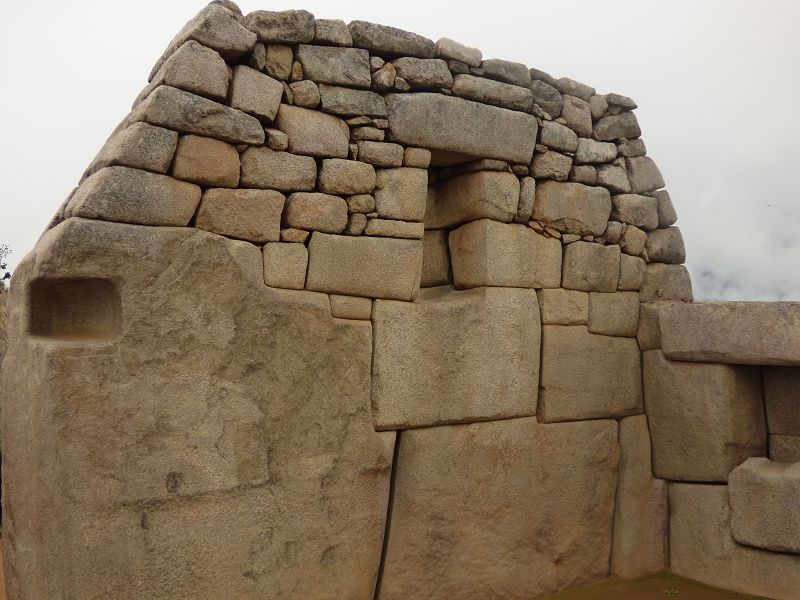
[[348, 20, 435, 57], [386, 93, 537, 164], [658, 302, 800, 366]]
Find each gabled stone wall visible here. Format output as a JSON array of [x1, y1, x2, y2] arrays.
[[0, 3, 798, 600]]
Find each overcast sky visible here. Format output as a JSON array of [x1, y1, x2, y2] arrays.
[[2, 0, 799, 300]]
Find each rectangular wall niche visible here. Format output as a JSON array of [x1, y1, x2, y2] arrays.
[[28, 278, 121, 341]]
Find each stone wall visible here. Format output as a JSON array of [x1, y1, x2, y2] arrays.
[[0, 3, 798, 599]]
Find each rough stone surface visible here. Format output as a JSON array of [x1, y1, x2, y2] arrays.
[[532, 181, 611, 236], [531, 151, 572, 181], [296, 45, 371, 88], [621, 224, 646, 256], [284, 192, 348, 234], [538, 325, 642, 422], [530, 79, 562, 118], [386, 93, 538, 164], [318, 159, 376, 195], [540, 120, 579, 153], [575, 138, 616, 164], [558, 78, 595, 102], [611, 194, 659, 230], [288, 80, 320, 108], [626, 156, 665, 194], [610, 415, 669, 579], [1, 219, 393, 600], [196, 188, 284, 243], [654, 189, 678, 227], [562, 242, 621, 292], [364, 218, 423, 239], [313, 19, 353, 46], [764, 366, 800, 435], [402, 147, 431, 168], [306, 233, 422, 300], [428, 171, 519, 228], [374, 168, 428, 221], [451, 74, 533, 111], [172, 135, 240, 187], [131, 85, 264, 145], [87, 123, 178, 176], [637, 303, 665, 351], [670, 484, 800, 600], [372, 286, 540, 429], [515, 176, 536, 223], [263, 241, 308, 289], [319, 84, 387, 117], [421, 230, 450, 287], [658, 302, 800, 365], [771, 435, 800, 462], [264, 44, 293, 80], [588, 291, 640, 337], [240, 147, 316, 191], [228, 65, 284, 121], [481, 58, 531, 86], [729, 458, 800, 554], [392, 57, 452, 89], [356, 141, 404, 166], [643, 350, 766, 482], [379, 418, 619, 599], [594, 112, 642, 141], [274, 104, 349, 158], [646, 226, 686, 263], [152, 41, 230, 102], [538, 288, 588, 325], [639, 263, 693, 302], [66, 166, 200, 227], [243, 9, 315, 44], [618, 254, 646, 291], [560, 95, 592, 137], [449, 219, 562, 289], [348, 21, 435, 58], [434, 37, 481, 67], [596, 163, 631, 194]]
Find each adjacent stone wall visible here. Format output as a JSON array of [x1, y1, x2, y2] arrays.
[[0, 3, 797, 600]]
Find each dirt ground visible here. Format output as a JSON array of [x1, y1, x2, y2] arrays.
[[540, 573, 769, 600]]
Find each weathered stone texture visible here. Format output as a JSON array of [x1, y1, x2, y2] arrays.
[[611, 194, 659, 230], [365, 218, 423, 239], [428, 171, 519, 228], [392, 57, 452, 89], [172, 135, 240, 187], [151, 41, 230, 102], [594, 112, 641, 141], [562, 242, 621, 292], [434, 37, 482, 67], [421, 230, 450, 287], [243, 9, 315, 44], [533, 181, 611, 236], [386, 93, 537, 163], [319, 84, 387, 116], [284, 192, 348, 234], [643, 350, 766, 482], [588, 291, 640, 337], [318, 159, 376, 195], [640, 263, 693, 302], [87, 123, 178, 176], [313, 19, 352, 46], [538, 288, 589, 325], [240, 147, 316, 191], [263, 241, 308, 289], [66, 166, 200, 227], [771, 435, 800, 462], [373, 168, 428, 221], [764, 366, 800, 435], [451, 74, 533, 111], [560, 95, 592, 137], [196, 188, 284, 243], [626, 156, 665, 194], [372, 286, 540, 429], [532, 150, 572, 181], [348, 21, 435, 58], [274, 105, 349, 158], [379, 418, 619, 599], [306, 233, 422, 300], [646, 226, 686, 263], [538, 325, 642, 422], [449, 219, 562, 289]]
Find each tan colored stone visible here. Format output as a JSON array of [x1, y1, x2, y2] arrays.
[[531, 150, 572, 181], [350, 126, 384, 141], [86, 123, 178, 176], [618, 254, 646, 291], [569, 165, 597, 185], [729, 458, 800, 554], [611, 194, 659, 230], [427, 171, 519, 228], [610, 415, 669, 579], [365, 218, 423, 239], [515, 176, 536, 223], [421, 230, 450, 287], [240, 147, 317, 192], [329, 294, 371, 320], [346, 194, 375, 213], [356, 141, 404, 167], [243, 9, 315, 44], [451, 74, 533, 111], [538, 288, 588, 325], [66, 166, 200, 227], [597, 163, 631, 194], [670, 483, 800, 600], [626, 156, 665, 194], [562, 242, 620, 292], [152, 41, 229, 102], [538, 325, 642, 422], [131, 85, 264, 145], [313, 19, 353, 46], [306, 233, 422, 300], [296, 45, 371, 88], [643, 350, 766, 482], [588, 291, 640, 337], [637, 303, 664, 351], [532, 181, 611, 236], [288, 79, 320, 108], [771, 435, 800, 462], [280, 227, 310, 243], [264, 43, 293, 80], [402, 147, 431, 168], [658, 302, 800, 365], [196, 189, 284, 243], [386, 92, 538, 164], [621, 224, 646, 256], [284, 192, 348, 234], [227, 65, 284, 122], [318, 159, 376, 195], [373, 168, 427, 221], [274, 104, 349, 158], [318, 84, 387, 117], [639, 263, 693, 302], [379, 418, 619, 599], [449, 219, 562, 289], [172, 135, 240, 187], [764, 366, 800, 435], [2, 218, 393, 599], [646, 226, 686, 263], [540, 120, 579, 153], [263, 241, 308, 289], [372, 286, 540, 429]]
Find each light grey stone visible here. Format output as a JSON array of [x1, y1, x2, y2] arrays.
[[240, 147, 317, 191], [594, 112, 642, 141], [348, 20, 435, 58], [562, 242, 621, 292], [654, 189, 678, 227], [319, 84, 387, 117], [451, 74, 533, 111], [589, 94, 609, 120], [530, 79, 562, 118], [434, 37, 481, 67], [313, 19, 352, 46], [617, 138, 647, 158], [481, 58, 532, 86], [243, 9, 315, 44], [296, 45, 371, 88], [540, 120, 579, 153], [626, 156, 665, 193], [449, 219, 562, 289], [611, 194, 659, 230], [644, 350, 766, 481], [306, 232, 422, 300], [532, 181, 611, 236], [392, 57, 453, 89], [539, 325, 642, 422], [569, 165, 597, 185], [621, 225, 646, 256], [372, 286, 540, 429], [640, 263, 692, 301], [532, 151, 572, 181], [288, 80, 320, 108], [560, 95, 592, 137], [274, 104, 349, 158], [606, 93, 637, 110], [597, 163, 631, 194], [646, 227, 686, 264], [558, 77, 595, 102], [86, 123, 178, 176], [385, 93, 538, 164], [264, 44, 293, 80], [575, 138, 617, 164], [151, 41, 230, 102]]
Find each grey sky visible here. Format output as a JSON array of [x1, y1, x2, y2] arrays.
[[2, 0, 799, 299]]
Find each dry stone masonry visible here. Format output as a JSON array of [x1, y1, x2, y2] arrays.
[[1, 3, 799, 599]]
